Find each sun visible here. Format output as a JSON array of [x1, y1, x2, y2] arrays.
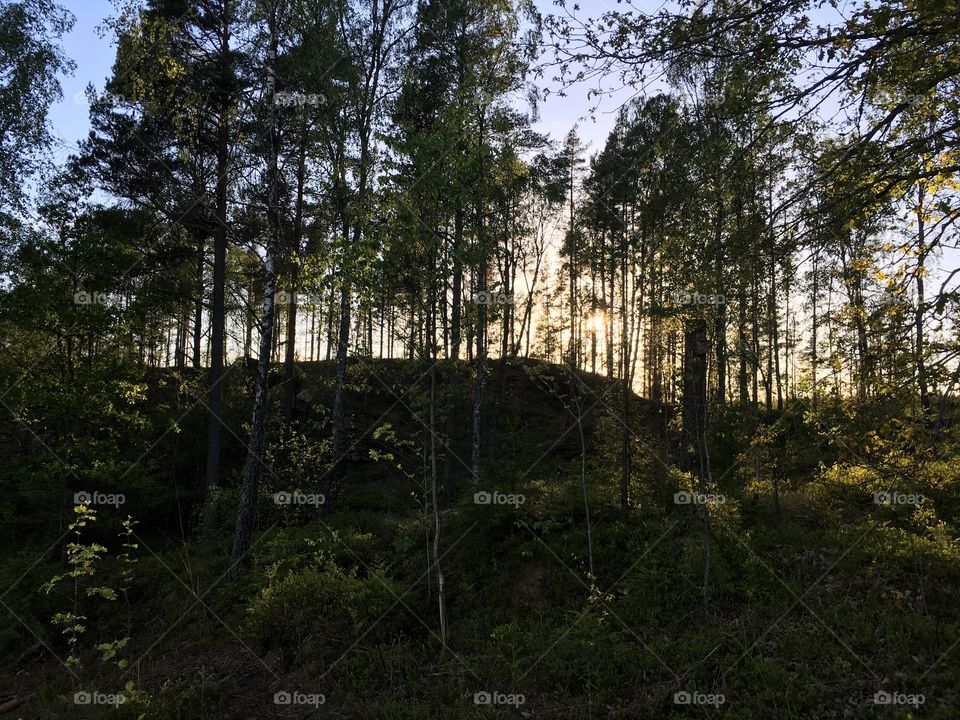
[[586, 311, 606, 335]]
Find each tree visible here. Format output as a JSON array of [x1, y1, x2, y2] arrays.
[[324, 0, 412, 512], [230, 0, 286, 576], [0, 0, 74, 254]]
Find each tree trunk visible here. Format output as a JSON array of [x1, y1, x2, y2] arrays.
[[682, 317, 711, 616], [443, 204, 464, 495], [429, 354, 448, 643], [230, 6, 281, 577], [327, 280, 352, 509], [915, 184, 931, 417], [713, 198, 726, 404], [282, 132, 307, 422], [619, 230, 631, 508], [682, 319, 708, 474], [192, 239, 204, 369], [204, 12, 231, 490], [471, 108, 487, 488]]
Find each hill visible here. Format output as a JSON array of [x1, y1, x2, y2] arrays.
[[1, 359, 959, 718]]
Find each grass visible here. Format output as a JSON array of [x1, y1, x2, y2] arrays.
[[2, 360, 958, 718]]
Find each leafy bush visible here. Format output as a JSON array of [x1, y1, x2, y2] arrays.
[[244, 562, 400, 668]]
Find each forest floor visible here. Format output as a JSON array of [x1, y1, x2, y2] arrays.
[[2, 359, 959, 718]]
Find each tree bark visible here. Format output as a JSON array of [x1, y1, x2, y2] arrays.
[[471, 107, 487, 488], [230, 4, 282, 577], [915, 183, 931, 417], [204, 8, 232, 490], [282, 132, 307, 422], [682, 319, 708, 474], [443, 204, 464, 495]]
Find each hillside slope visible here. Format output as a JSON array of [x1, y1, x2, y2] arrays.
[[2, 359, 959, 719]]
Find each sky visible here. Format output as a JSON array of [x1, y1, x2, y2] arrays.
[[43, 0, 666, 364], [43, 0, 957, 370], [48, 0, 117, 166], [48, 0, 654, 166]]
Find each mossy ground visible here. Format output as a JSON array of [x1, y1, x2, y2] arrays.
[[2, 359, 958, 718]]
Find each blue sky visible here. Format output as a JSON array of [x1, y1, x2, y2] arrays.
[[43, 0, 956, 359], [47, 0, 652, 164], [48, 0, 117, 166]]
